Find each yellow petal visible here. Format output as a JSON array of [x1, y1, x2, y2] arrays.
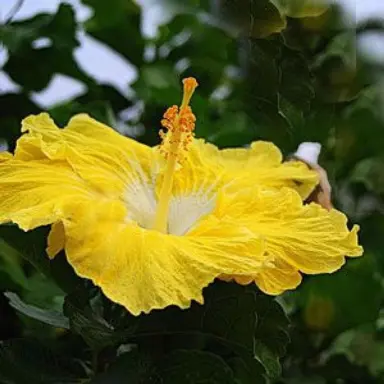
[[0, 159, 93, 231], [17, 113, 150, 160], [16, 113, 154, 198], [215, 186, 363, 277], [278, 161, 320, 199], [188, 139, 319, 199], [189, 140, 283, 169], [252, 259, 302, 294], [16, 113, 64, 160], [0, 152, 12, 162], [61, 199, 265, 315], [221, 259, 302, 295], [47, 221, 66, 259]]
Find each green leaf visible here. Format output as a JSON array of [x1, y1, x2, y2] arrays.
[[315, 32, 357, 70], [4, 292, 70, 329], [63, 286, 137, 349], [327, 327, 384, 377], [0, 93, 40, 150], [313, 32, 363, 103], [277, 47, 314, 135], [242, 38, 316, 150], [49, 84, 132, 128], [64, 293, 119, 349], [0, 15, 51, 53], [159, 350, 237, 383], [133, 282, 290, 379], [132, 62, 181, 107], [0, 4, 78, 54], [63, 282, 289, 379], [251, 295, 290, 378], [279, 47, 314, 112], [0, 239, 29, 289], [0, 339, 84, 383], [299, 256, 383, 333], [229, 356, 267, 384], [143, 65, 179, 89], [4, 47, 93, 92], [272, 0, 329, 18], [206, 111, 257, 148], [246, 39, 281, 101], [91, 349, 158, 383], [0, 225, 82, 294], [351, 157, 384, 194], [316, 354, 377, 383], [254, 340, 281, 379], [157, 14, 236, 92], [93, 349, 237, 384], [2, 4, 94, 91], [0, 225, 51, 277], [81, 0, 144, 67], [221, 0, 287, 38]]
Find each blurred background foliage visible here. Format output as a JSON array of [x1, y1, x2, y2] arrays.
[[0, 0, 384, 383]]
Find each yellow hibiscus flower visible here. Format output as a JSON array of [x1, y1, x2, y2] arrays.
[[0, 78, 362, 315]]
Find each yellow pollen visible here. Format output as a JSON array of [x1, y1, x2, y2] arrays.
[[153, 77, 198, 234]]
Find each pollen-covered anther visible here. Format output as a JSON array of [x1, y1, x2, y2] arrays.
[[178, 107, 196, 134], [163, 105, 178, 126], [159, 93, 197, 163]]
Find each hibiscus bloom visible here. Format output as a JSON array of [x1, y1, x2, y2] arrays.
[[0, 78, 362, 315]]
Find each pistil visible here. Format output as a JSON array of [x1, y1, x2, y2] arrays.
[[152, 78, 198, 233]]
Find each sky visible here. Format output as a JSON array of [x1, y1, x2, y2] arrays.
[[0, 0, 383, 108]]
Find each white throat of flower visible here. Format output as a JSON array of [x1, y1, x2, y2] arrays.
[[124, 176, 217, 236]]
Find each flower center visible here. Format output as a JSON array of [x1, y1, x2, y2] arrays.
[[152, 77, 198, 233]]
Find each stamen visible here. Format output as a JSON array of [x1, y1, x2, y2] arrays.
[[153, 77, 198, 233]]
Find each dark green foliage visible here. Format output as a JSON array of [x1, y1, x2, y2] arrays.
[[0, 339, 85, 383], [5, 292, 70, 329], [1, 4, 93, 91], [60, 281, 288, 380], [1, 0, 384, 383], [82, 0, 144, 67], [220, 0, 286, 38]]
